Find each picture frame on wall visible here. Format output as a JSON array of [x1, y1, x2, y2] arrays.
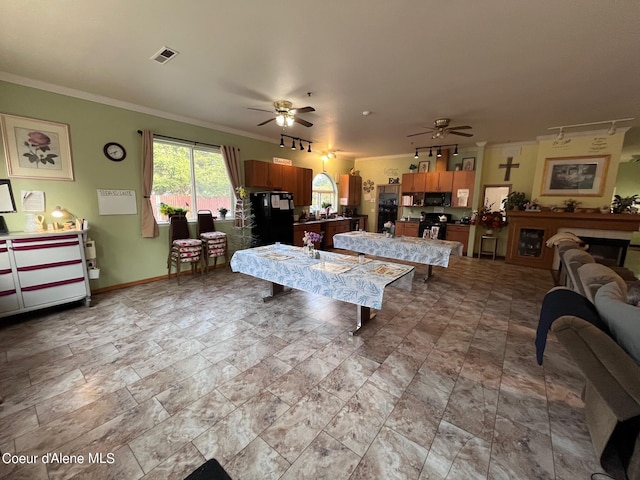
[[462, 157, 475, 171], [418, 160, 430, 173], [0, 113, 75, 181], [541, 155, 609, 196]]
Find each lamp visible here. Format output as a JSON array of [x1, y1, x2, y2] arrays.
[[279, 134, 313, 154], [453, 145, 459, 156], [299, 140, 304, 151], [280, 135, 284, 147], [414, 149, 419, 159], [608, 122, 616, 135], [428, 148, 433, 157], [436, 147, 442, 158], [276, 114, 286, 127], [556, 128, 564, 141], [414, 144, 459, 159], [307, 143, 312, 153], [291, 138, 296, 150], [51, 205, 78, 229]]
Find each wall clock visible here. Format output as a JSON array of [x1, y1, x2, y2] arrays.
[[103, 142, 126, 162], [363, 179, 375, 192]]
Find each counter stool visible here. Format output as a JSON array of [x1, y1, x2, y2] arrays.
[[479, 235, 498, 260]]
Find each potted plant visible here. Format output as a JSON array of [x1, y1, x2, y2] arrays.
[[611, 194, 639, 214], [217, 207, 229, 219], [409, 163, 418, 172], [159, 202, 189, 218], [502, 191, 528, 211], [563, 198, 580, 213], [321, 201, 332, 218]]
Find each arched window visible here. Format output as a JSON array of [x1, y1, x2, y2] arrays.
[[311, 173, 337, 214]]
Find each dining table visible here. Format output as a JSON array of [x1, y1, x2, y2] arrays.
[[230, 244, 415, 335], [332, 231, 463, 281]]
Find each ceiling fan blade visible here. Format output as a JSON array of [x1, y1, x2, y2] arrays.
[[446, 125, 472, 130], [406, 131, 431, 138], [248, 107, 273, 113], [257, 118, 275, 126], [449, 131, 474, 137], [294, 117, 313, 127], [291, 106, 315, 114]]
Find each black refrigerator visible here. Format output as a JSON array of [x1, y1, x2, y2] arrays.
[[250, 191, 294, 246]]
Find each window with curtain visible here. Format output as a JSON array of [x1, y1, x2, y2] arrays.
[[311, 173, 337, 214], [151, 139, 234, 222]]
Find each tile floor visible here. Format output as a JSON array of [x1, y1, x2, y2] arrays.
[[0, 255, 605, 479]]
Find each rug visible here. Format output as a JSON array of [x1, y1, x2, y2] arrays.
[[184, 459, 232, 480]]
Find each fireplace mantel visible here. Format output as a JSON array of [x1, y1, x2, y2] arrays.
[[505, 211, 640, 269]]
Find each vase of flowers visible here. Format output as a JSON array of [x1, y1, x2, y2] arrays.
[[382, 221, 395, 237], [217, 207, 228, 219], [302, 230, 323, 257], [472, 205, 506, 234]]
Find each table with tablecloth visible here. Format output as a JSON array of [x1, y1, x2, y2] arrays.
[[230, 244, 414, 334], [333, 231, 463, 280]]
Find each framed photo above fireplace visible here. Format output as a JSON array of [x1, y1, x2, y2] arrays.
[[541, 155, 609, 196]]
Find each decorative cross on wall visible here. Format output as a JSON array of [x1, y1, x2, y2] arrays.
[[499, 157, 520, 181]]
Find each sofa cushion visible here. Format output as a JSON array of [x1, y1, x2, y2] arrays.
[[577, 262, 627, 303], [595, 281, 640, 364]]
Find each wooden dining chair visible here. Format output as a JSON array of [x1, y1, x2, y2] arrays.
[[167, 214, 204, 284], [197, 210, 228, 271]]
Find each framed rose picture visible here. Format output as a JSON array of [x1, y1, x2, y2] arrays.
[[1, 113, 75, 181], [418, 160, 430, 173], [541, 155, 609, 196]]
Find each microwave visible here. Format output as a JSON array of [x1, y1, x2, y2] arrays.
[[424, 192, 452, 207]]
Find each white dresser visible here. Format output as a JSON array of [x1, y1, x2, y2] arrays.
[[0, 230, 91, 318]]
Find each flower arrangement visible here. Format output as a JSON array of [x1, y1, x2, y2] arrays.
[[159, 202, 189, 216], [472, 204, 506, 230], [563, 198, 581, 212], [302, 231, 322, 247], [217, 207, 228, 218], [235, 185, 248, 199], [382, 221, 395, 236]]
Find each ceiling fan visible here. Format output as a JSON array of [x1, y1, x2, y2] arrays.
[[407, 118, 473, 139], [249, 100, 315, 128]]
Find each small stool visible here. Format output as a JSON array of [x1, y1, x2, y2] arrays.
[[479, 236, 498, 260]]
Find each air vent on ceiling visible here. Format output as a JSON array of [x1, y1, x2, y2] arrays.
[[150, 46, 179, 64]]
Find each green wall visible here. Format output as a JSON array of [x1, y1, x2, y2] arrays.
[[0, 81, 354, 289], [616, 161, 640, 244]]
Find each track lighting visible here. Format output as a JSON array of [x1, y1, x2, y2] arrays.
[[549, 117, 634, 138], [414, 144, 459, 159], [279, 134, 313, 153]]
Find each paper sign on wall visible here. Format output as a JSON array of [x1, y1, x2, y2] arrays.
[[21, 190, 45, 212], [457, 188, 469, 207], [97, 189, 137, 215]]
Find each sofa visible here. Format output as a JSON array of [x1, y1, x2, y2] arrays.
[[538, 262, 640, 480]]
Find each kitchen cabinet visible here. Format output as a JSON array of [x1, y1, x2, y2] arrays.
[[446, 224, 470, 254], [0, 231, 91, 319], [338, 174, 362, 206], [401, 173, 427, 193], [244, 160, 283, 189], [451, 170, 475, 208], [245, 160, 313, 206], [322, 219, 350, 249], [395, 221, 419, 238], [426, 171, 453, 192]]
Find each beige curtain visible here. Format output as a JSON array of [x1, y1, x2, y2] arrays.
[[141, 130, 159, 238], [221, 145, 241, 197]]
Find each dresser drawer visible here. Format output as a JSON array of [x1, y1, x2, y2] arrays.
[[0, 270, 15, 291], [21, 278, 87, 308], [17, 261, 85, 288], [11, 235, 83, 267], [0, 289, 20, 313], [0, 244, 10, 270]]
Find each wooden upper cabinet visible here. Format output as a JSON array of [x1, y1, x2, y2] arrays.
[[426, 171, 453, 192], [401, 173, 427, 193], [245, 160, 313, 206], [451, 170, 475, 208], [338, 174, 362, 206], [244, 160, 283, 189]]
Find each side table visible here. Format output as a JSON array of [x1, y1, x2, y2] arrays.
[[479, 236, 498, 260]]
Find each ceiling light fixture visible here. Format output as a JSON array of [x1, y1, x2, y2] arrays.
[[276, 114, 286, 127], [548, 117, 634, 138], [414, 144, 460, 159], [279, 134, 313, 153]]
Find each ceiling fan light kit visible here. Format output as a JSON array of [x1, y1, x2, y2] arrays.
[[407, 118, 474, 139], [252, 99, 316, 128]]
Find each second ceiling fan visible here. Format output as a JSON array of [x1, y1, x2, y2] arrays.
[[250, 100, 315, 128], [407, 118, 473, 139]]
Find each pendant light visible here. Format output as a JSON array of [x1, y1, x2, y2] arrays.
[[428, 148, 433, 157], [414, 149, 419, 159], [279, 135, 284, 148], [436, 146, 442, 158], [291, 138, 296, 150], [453, 144, 459, 156]]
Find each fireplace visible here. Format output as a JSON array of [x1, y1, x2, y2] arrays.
[[580, 236, 630, 267]]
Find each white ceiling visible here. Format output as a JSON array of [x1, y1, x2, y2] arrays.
[[1, 0, 640, 160]]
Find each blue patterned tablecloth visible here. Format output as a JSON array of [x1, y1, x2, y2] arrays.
[[333, 231, 463, 268], [230, 245, 414, 310]]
